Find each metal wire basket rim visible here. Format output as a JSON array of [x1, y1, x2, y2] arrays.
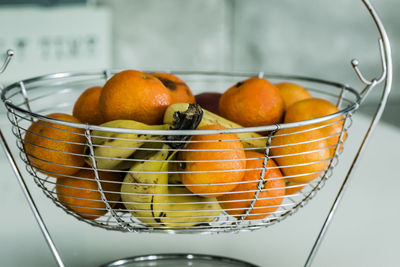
[[15, 115, 346, 151], [0, 69, 360, 90], [2, 70, 361, 135], [5, 99, 358, 135]]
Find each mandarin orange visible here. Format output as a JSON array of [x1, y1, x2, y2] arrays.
[[24, 113, 86, 177], [152, 72, 196, 104], [73, 86, 104, 125], [284, 180, 305, 195], [276, 82, 312, 109], [99, 70, 172, 125], [56, 169, 123, 219], [218, 151, 285, 220], [270, 125, 331, 184], [179, 125, 246, 197], [218, 77, 284, 127], [284, 98, 346, 156]]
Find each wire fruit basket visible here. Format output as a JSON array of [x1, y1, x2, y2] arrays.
[[0, 0, 392, 266], [2, 71, 359, 231]]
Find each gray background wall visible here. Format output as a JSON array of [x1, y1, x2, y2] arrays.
[[97, 0, 399, 126]]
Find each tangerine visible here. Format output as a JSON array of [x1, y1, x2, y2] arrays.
[[218, 77, 284, 127], [179, 125, 246, 197], [275, 82, 312, 109], [73, 86, 104, 125], [152, 72, 196, 104], [56, 169, 123, 219], [284, 98, 346, 156], [285, 180, 305, 195], [24, 113, 86, 177], [218, 152, 285, 220], [99, 70, 172, 125], [270, 125, 331, 184]]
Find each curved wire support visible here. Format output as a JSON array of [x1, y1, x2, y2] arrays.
[[0, 49, 14, 75], [304, 0, 393, 266], [351, 38, 387, 87], [351, 0, 392, 101]]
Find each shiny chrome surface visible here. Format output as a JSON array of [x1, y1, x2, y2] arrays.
[[100, 253, 259, 267]]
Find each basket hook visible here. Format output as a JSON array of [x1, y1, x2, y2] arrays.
[[350, 38, 387, 87], [0, 49, 15, 75]]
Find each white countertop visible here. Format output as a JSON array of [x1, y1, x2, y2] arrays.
[[0, 111, 399, 267]]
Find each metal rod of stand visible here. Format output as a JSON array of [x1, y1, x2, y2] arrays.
[[304, 0, 393, 266], [0, 130, 65, 267]]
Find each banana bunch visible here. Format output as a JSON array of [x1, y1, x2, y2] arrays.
[[85, 103, 269, 228], [121, 144, 221, 228], [164, 103, 267, 149], [86, 104, 221, 227]]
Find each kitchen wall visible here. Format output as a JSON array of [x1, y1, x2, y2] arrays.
[[96, 0, 231, 71], [97, 0, 399, 126]]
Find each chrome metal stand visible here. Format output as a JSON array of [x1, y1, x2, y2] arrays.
[[304, 0, 392, 265]]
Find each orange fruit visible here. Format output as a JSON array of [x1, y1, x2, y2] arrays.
[[218, 77, 284, 127], [24, 113, 86, 177], [284, 98, 346, 156], [152, 72, 196, 104], [56, 169, 123, 219], [270, 125, 331, 184], [99, 70, 172, 125], [73, 86, 104, 125], [285, 180, 305, 195], [275, 82, 312, 109], [179, 125, 246, 197], [218, 152, 285, 220]]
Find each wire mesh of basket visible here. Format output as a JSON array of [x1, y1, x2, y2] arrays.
[[1, 71, 360, 233]]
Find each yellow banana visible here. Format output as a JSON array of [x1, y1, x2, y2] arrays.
[[86, 104, 204, 170], [168, 161, 182, 184], [86, 120, 168, 170], [164, 103, 266, 149], [121, 145, 221, 228]]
